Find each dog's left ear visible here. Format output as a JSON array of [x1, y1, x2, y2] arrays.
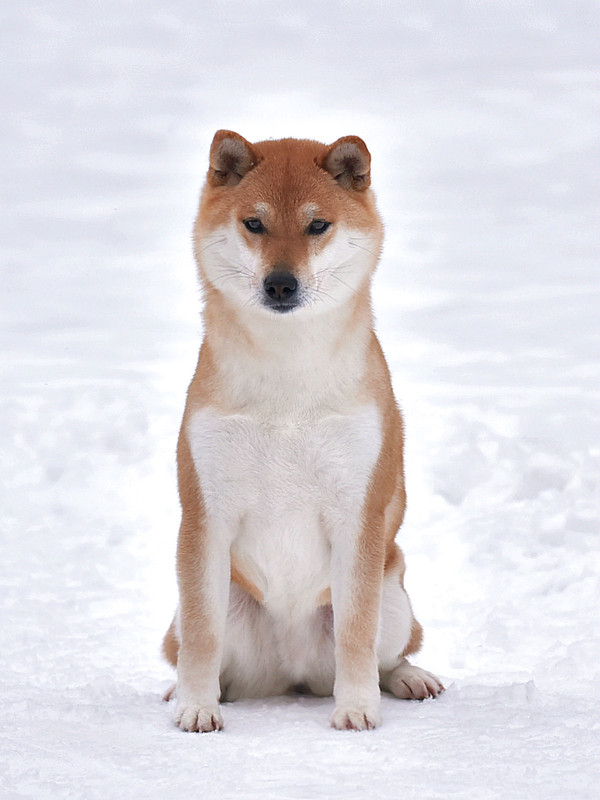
[[208, 130, 258, 187], [319, 136, 371, 191]]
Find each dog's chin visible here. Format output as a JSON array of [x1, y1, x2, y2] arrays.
[[258, 295, 339, 318]]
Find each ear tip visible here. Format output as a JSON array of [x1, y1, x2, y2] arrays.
[[328, 135, 370, 156], [209, 130, 255, 161], [337, 134, 369, 148], [324, 137, 371, 168], [211, 129, 243, 147]]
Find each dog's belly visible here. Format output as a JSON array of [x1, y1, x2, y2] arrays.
[[187, 406, 382, 614]]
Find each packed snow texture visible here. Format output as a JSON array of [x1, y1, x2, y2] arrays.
[[1, 2, 599, 798]]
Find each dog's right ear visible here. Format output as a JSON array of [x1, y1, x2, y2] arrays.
[[208, 130, 258, 187]]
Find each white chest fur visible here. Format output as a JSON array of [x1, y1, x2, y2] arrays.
[[187, 406, 382, 616]]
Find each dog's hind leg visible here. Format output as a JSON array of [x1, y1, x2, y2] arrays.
[[381, 658, 445, 700], [377, 559, 444, 700]]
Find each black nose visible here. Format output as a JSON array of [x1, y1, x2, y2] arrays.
[[263, 271, 299, 306]]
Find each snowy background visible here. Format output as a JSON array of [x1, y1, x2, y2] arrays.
[[1, 1, 599, 797]]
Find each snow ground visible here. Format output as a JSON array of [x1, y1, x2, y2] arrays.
[[1, 2, 599, 798]]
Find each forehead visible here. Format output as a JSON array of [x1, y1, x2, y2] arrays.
[[239, 140, 336, 213]]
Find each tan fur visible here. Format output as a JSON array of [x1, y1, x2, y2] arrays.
[[173, 427, 218, 678], [162, 618, 178, 667], [230, 556, 264, 604], [404, 618, 424, 657], [163, 131, 443, 732]]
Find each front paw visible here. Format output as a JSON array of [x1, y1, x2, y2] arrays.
[[331, 703, 381, 731], [174, 700, 224, 733]]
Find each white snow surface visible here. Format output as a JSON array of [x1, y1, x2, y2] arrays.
[[1, 2, 599, 798]]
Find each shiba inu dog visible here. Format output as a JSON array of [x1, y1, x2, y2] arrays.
[[162, 130, 444, 732]]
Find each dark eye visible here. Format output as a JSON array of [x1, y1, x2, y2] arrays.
[[243, 218, 265, 234], [307, 219, 331, 235]]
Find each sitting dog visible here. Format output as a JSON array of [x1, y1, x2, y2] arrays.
[[162, 130, 443, 731]]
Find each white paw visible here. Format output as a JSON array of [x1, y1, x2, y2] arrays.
[[331, 704, 381, 731], [174, 700, 224, 733], [387, 659, 445, 700]]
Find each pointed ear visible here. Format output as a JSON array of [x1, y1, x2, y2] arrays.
[[319, 136, 371, 191], [208, 130, 258, 187]]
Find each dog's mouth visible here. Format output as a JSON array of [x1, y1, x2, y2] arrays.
[[263, 300, 300, 314]]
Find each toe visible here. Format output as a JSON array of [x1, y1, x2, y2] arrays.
[[331, 705, 381, 731], [387, 662, 444, 701], [175, 702, 224, 733]]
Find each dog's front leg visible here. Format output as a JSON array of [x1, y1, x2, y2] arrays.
[[330, 517, 385, 731], [174, 510, 230, 733]]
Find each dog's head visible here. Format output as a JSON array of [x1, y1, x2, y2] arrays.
[[193, 131, 383, 317]]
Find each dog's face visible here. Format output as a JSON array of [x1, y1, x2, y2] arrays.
[[193, 132, 383, 317]]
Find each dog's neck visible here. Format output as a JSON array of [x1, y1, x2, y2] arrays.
[[201, 286, 375, 419]]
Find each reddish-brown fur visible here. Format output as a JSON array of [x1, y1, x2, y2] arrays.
[[163, 131, 440, 731]]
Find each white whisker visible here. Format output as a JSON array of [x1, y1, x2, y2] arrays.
[[197, 235, 227, 253], [348, 240, 377, 257]]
